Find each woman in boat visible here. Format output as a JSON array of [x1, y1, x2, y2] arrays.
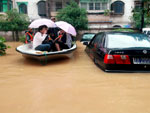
[[33, 25, 52, 51]]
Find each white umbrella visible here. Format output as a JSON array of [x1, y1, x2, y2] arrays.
[[55, 21, 77, 36], [29, 18, 56, 28]]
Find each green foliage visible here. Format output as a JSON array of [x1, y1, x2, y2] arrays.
[[104, 9, 110, 16], [0, 9, 29, 31], [0, 36, 10, 56], [0, 9, 30, 41], [113, 28, 135, 32], [131, 1, 150, 28], [56, 1, 88, 31], [19, 35, 26, 43]]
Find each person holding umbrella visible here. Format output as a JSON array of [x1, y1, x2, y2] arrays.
[[33, 25, 52, 51], [54, 21, 77, 51], [53, 30, 69, 51]]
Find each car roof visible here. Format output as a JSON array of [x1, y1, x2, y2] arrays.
[[143, 28, 150, 31], [101, 31, 142, 35], [83, 33, 95, 34]]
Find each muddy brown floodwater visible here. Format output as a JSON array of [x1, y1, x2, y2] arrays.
[[1, 42, 150, 113]]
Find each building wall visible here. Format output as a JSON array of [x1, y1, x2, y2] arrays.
[[14, 0, 45, 20], [1, 0, 136, 28], [79, 0, 135, 28], [111, 0, 134, 28], [14, 0, 71, 20]]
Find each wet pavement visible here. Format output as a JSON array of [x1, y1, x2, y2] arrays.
[[0, 42, 150, 113]]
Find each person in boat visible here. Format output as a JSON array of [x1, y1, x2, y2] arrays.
[[54, 30, 72, 51], [25, 28, 34, 44], [33, 25, 51, 51], [51, 17, 56, 22]]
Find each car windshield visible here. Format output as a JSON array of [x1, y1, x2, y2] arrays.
[[147, 31, 150, 36], [107, 33, 150, 49], [82, 34, 95, 41]]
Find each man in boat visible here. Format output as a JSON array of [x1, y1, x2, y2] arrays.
[[33, 25, 52, 51], [25, 28, 34, 44], [51, 17, 56, 22]]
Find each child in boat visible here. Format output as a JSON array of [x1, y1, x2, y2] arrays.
[[25, 28, 34, 44], [33, 25, 52, 51]]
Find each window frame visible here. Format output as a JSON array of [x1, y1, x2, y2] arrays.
[[111, 1, 125, 15], [0, 0, 3, 12], [80, 1, 108, 11], [37, 1, 46, 17], [19, 3, 27, 14], [55, 2, 62, 11]]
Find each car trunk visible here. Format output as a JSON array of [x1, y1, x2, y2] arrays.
[[108, 49, 150, 65]]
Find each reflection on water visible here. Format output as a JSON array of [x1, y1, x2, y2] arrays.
[[0, 42, 150, 113]]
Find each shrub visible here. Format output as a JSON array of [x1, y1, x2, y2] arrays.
[[0, 9, 30, 41], [131, 0, 150, 28], [113, 28, 135, 32], [0, 36, 10, 56], [19, 35, 26, 43]]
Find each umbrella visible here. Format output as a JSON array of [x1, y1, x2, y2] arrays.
[[29, 18, 56, 28], [55, 21, 77, 36]]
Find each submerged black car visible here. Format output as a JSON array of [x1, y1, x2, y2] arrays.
[[85, 32, 150, 72]]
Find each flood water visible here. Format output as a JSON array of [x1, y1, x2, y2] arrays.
[[0, 42, 150, 113]]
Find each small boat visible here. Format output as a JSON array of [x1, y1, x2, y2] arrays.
[[16, 43, 77, 64]]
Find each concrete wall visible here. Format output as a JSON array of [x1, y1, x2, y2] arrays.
[[0, 31, 24, 41]]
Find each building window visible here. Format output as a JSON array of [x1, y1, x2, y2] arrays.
[[37, 1, 46, 17], [95, 3, 100, 10], [111, 1, 125, 15], [134, 1, 142, 9], [0, 0, 3, 12], [81, 3, 87, 10], [19, 3, 27, 14], [113, 25, 122, 28], [89, 3, 94, 10], [0, 0, 12, 12], [66, 2, 70, 5], [8, 0, 12, 10], [102, 3, 107, 10], [56, 2, 62, 11], [80, 2, 108, 11]]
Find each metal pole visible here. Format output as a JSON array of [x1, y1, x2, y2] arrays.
[[141, 0, 144, 32]]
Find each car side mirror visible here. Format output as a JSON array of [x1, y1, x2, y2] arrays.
[[83, 42, 89, 46]]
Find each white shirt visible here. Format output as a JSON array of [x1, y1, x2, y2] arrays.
[[33, 32, 47, 49]]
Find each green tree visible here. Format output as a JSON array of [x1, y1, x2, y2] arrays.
[[56, 1, 88, 32], [131, 0, 150, 28], [0, 36, 10, 56], [0, 9, 29, 41]]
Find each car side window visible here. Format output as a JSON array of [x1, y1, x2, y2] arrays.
[[97, 34, 105, 48], [89, 35, 97, 46], [89, 33, 104, 48], [94, 33, 104, 48]]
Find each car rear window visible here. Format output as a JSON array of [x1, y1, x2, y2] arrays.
[[107, 33, 150, 49], [82, 34, 95, 41]]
